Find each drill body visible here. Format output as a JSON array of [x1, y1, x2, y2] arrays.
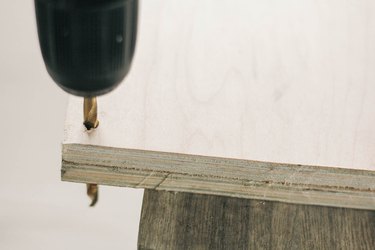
[[35, 0, 138, 97]]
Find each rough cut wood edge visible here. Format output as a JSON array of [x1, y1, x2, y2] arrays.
[[61, 144, 375, 210]]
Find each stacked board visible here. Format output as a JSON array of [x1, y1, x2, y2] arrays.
[[62, 0, 375, 210]]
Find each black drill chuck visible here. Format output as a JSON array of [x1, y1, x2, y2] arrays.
[[35, 0, 138, 97]]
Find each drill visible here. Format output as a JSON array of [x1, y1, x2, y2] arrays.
[[34, 0, 138, 205]]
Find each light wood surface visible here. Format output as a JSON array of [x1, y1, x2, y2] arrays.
[[138, 190, 375, 250], [63, 0, 375, 209]]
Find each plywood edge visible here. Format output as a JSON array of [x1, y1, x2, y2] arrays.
[[61, 143, 375, 210]]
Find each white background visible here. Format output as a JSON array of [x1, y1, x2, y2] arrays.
[[0, 1, 143, 249]]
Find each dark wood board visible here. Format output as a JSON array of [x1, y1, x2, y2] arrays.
[[138, 190, 375, 250]]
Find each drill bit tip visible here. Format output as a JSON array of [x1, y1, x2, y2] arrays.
[[87, 183, 99, 207]]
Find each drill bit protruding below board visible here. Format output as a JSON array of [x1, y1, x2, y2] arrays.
[[83, 97, 99, 206]]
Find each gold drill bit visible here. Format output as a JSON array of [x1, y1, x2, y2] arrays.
[[83, 97, 99, 206], [83, 97, 99, 130], [87, 183, 99, 207]]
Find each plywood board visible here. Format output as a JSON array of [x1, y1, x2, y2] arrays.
[[62, 0, 375, 209]]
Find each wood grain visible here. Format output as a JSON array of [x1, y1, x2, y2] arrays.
[[138, 190, 375, 250], [62, 0, 375, 208]]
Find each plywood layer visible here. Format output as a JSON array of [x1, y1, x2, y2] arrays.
[[63, 0, 375, 209]]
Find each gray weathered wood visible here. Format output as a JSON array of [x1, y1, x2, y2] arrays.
[[138, 190, 375, 250]]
